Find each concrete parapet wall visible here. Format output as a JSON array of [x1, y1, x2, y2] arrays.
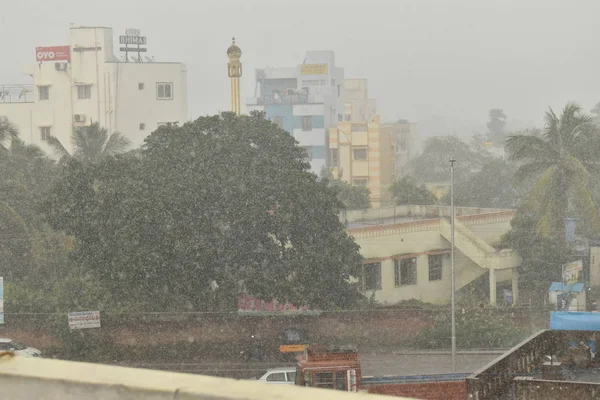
[[0, 356, 412, 399]]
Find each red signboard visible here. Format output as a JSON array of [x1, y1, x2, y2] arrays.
[[237, 293, 309, 312], [36, 46, 70, 62]]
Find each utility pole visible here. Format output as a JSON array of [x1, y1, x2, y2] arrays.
[[450, 156, 456, 373]]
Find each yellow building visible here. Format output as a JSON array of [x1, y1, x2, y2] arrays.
[[343, 205, 521, 305], [329, 116, 395, 208]]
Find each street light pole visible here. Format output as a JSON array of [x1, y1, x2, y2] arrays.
[[449, 156, 456, 373]]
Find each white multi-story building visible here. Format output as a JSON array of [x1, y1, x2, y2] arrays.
[[246, 51, 344, 175], [0, 26, 188, 154]]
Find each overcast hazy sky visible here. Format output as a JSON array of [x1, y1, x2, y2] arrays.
[[2, 0, 600, 137]]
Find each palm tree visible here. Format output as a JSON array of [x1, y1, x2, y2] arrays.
[[47, 122, 130, 164], [0, 117, 20, 149], [506, 102, 600, 238]]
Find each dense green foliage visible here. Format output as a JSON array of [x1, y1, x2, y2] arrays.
[[506, 103, 600, 238], [320, 167, 371, 209], [414, 300, 528, 349], [407, 136, 488, 184], [45, 112, 364, 311], [391, 176, 437, 205], [47, 122, 131, 164]]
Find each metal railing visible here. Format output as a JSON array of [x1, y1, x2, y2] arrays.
[[0, 84, 35, 103], [513, 377, 600, 399], [466, 330, 561, 399]]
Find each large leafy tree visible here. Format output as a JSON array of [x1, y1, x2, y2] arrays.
[[407, 136, 488, 184], [47, 122, 130, 164], [446, 159, 523, 209], [506, 102, 600, 238], [46, 112, 364, 311], [391, 176, 437, 205], [320, 169, 371, 209]]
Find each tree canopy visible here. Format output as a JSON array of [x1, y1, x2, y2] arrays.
[[47, 122, 130, 164], [391, 176, 437, 205], [45, 112, 364, 311], [506, 102, 600, 238], [407, 136, 488, 184]]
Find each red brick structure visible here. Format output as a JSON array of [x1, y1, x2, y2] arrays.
[[368, 380, 466, 399]]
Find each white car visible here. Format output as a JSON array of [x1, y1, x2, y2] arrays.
[[0, 339, 42, 357], [256, 368, 296, 385]]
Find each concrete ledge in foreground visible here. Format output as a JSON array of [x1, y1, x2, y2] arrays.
[[0, 355, 416, 399]]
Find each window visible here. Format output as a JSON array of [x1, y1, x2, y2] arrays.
[[353, 178, 368, 186], [429, 254, 443, 281], [314, 372, 334, 389], [40, 127, 51, 141], [330, 149, 338, 166], [302, 146, 312, 160], [38, 86, 49, 100], [272, 116, 284, 129], [138, 82, 145, 90], [266, 372, 286, 382], [338, 113, 343, 122], [77, 85, 91, 99], [345, 114, 351, 121], [335, 371, 346, 391], [363, 262, 381, 291], [303, 372, 313, 387], [157, 82, 173, 100], [352, 123, 368, 132], [139, 123, 145, 130], [302, 116, 312, 131], [353, 148, 368, 160], [337, 84, 341, 97], [395, 258, 417, 286], [286, 372, 296, 382]]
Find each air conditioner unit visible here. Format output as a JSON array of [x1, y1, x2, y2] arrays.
[[55, 62, 67, 71], [73, 114, 86, 123]]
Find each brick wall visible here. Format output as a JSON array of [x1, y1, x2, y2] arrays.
[[368, 381, 466, 399]]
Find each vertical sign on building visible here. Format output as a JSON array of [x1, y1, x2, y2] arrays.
[[347, 369, 357, 392], [0, 277, 4, 324]]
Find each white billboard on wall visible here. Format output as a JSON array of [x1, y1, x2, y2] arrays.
[[68, 311, 101, 330]]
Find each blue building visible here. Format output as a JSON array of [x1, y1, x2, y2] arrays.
[[246, 51, 345, 175]]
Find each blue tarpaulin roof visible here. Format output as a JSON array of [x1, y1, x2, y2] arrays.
[[550, 312, 600, 330], [549, 282, 585, 293]]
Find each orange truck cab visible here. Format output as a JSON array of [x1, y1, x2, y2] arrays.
[[294, 345, 361, 392]]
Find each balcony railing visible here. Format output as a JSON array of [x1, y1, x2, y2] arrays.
[[248, 93, 325, 106], [467, 329, 600, 399], [513, 377, 600, 399], [466, 330, 561, 399], [0, 84, 35, 103]]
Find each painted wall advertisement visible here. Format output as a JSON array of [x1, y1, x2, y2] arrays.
[[300, 63, 328, 75], [0, 277, 4, 324], [68, 311, 101, 330], [563, 260, 583, 285], [36, 46, 71, 62]]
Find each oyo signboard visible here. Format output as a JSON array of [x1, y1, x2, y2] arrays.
[[36, 46, 70, 62]]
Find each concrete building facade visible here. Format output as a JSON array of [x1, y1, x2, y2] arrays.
[[0, 26, 188, 154], [329, 116, 395, 208], [381, 119, 417, 178], [344, 205, 521, 305], [343, 79, 377, 123], [246, 51, 344, 175]]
